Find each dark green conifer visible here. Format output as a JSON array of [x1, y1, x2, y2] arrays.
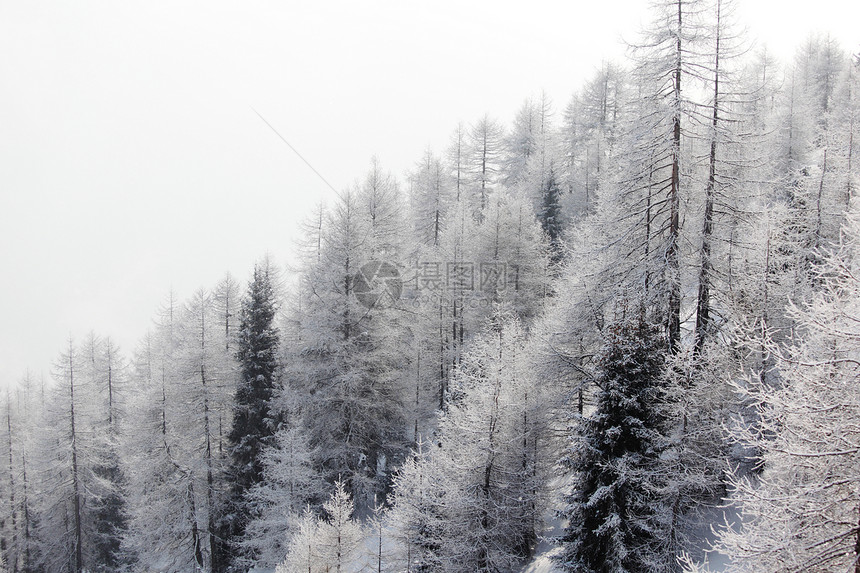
[[557, 308, 670, 572], [539, 164, 564, 265], [219, 262, 280, 571]]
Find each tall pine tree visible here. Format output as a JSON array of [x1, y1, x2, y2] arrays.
[[222, 262, 281, 570], [557, 308, 671, 572], [539, 163, 564, 266]]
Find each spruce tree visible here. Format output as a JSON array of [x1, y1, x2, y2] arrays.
[[222, 262, 281, 570], [539, 164, 564, 266], [557, 309, 671, 572]]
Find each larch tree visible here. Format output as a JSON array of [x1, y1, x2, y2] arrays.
[[275, 482, 364, 573], [0, 392, 19, 573], [502, 93, 555, 203], [0, 374, 43, 573], [715, 211, 860, 572], [31, 339, 92, 573], [177, 289, 231, 573], [693, 0, 751, 350], [123, 286, 235, 572], [390, 316, 550, 571], [466, 115, 505, 220], [470, 188, 551, 323], [123, 323, 208, 572], [286, 162, 410, 508], [618, 0, 711, 350], [239, 426, 325, 570], [560, 62, 626, 218], [387, 441, 448, 572], [446, 122, 468, 204], [409, 149, 451, 248]]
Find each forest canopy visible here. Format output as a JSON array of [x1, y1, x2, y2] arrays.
[[1, 1, 858, 571]]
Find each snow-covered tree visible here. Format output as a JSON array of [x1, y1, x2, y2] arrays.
[[387, 441, 447, 572], [122, 299, 208, 572], [502, 93, 555, 201], [539, 164, 564, 266], [716, 212, 860, 572], [556, 308, 672, 572], [409, 149, 451, 248], [122, 285, 236, 572], [275, 481, 363, 573], [466, 115, 505, 220], [240, 427, 325, 570], [221, 260, 282, 569], [285, 163, 411, 507], [470, 188, 551, 323], [390, 316, 551, 571], [274, 507, 319, 573], [560, 62, 626, 218]]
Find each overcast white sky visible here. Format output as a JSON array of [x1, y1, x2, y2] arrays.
[[0, 0, 857, 387]]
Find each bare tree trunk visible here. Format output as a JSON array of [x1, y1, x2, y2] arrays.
[[696, 0, 722, 352], [189, 480, 204, 570], [67, 341, 83, 573], [21, 453, 30, 572], [816, 148, 828, 249], [5, 398, 17, 573], [667, 0, 683, 352], [854, 501, 860, 573]]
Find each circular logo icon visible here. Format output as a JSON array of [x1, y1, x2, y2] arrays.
[[353, 261, 402, 309]]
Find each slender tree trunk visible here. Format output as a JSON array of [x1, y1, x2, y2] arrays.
[[5, 398, 16, 573], [106, 343, 114, 428], [761, 229, 772, 384], [667, 0, 683, 351], [198, 303, 218, 573], [414, 349, 420, 442], [854, 501, 860, 573], [849, 114, 855, 205], [203, 365, 217, 572], [376, 517, 383, 573], [344, 253, 351, 341], [696, 0, 721, 352], [816, 148, 828, 249], [480, 130, 488, 214], [21, 453, 29, 573], [455, 124, 463, 203], [189, 480, 204, 569], [848, 68, 855, 206], [68, 342, 83, 573], [336, 529, 342, 573], [439, 298, 447, 410], [645, 152, 655, 293], [478, 333, 504, 569]]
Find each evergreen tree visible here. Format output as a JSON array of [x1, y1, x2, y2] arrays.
[[539, 164, 564, 266], [222, 261, 281, 569], [557, 309, 671, 572]]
